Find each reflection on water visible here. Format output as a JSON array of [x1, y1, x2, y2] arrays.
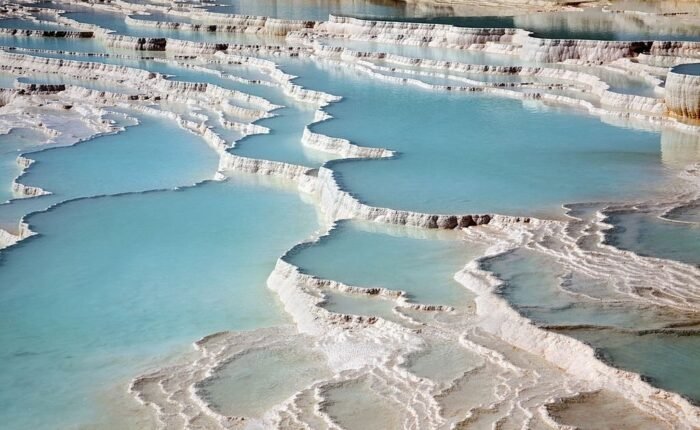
[[204, 0, 453, 21], [363, 10, 700, 41]]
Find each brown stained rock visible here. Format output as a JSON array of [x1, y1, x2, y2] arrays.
[[476, 214, 492, 225], [438, 215, 458, 229], [458, 215, 476, 228], [427, 215, 439, 229]]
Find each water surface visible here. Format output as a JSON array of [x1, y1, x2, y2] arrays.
[[486, 248, 700, 403], [288, 221, 480, 306], [277, 58, 676, 216], [605, 210, 700, 267], [0, 177, 319, 429]]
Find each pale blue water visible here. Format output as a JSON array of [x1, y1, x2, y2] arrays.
[[16, 74, 138, 93], [0, 48, 331, 167], [1, 2, 699, 428], [666, 203, 700, 223], [275, 58, 673, 216], [485, 248, 700, 403], [0, 72, 16, 87], [318, 37, 523, 66], [567, 330, 700, 405], [320, 289, 405, 323], [232, 103, 334, 166], [0, 177, 319, 429], [0, 128, 48, 203], [63, 10, 282, 44], [604, 210, 700, 267], [200, 336, 329, 417], [0, 112, 218, 232], [0, 18, 78, 32], [21, 113, 216, 196], [484, 248, 683, 328], [287, 221, 481, 306], [0, 35, 105, 52], [672, 63, 700, 75]]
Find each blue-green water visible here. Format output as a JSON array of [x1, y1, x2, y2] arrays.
[[0, 35, 104, 52], [666, 203, 700, 223], [673, 63, 700, 75], [277, 58, 674, 216], [0, 178, 319, 429], [0, 128, 48, 203], [561, 329, 700, 405], [21, 114, 216, 196], [16, 74, 139, 93], [0, 18, 78, 32], [63, 10, 281, 44], [233, 102, 334, 166], [605, 210, 700, 267], [287, 221, 481, 306], [0, 2, 699, 428], [0, 112, 218, 231], [485, 248, 700, 403], [483, 248, 683, 328]]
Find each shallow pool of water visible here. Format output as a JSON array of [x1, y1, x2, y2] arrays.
[[322, 378, 401, 430], [276, 58, 677, 216], [320, 289, 403, 323], [486, 248, 700, 403], [0, 18, 78, 32], [0, 177, 319, 429], [0, 111, 218, 231], [561, 329, 700, 405], [605, 210, 700, 267], [288, 221, 480, 306], [0, 128, 47, 203], [200, 337, 329, 418]]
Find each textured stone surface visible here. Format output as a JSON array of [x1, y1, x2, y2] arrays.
[[666, 64, 700, 119]]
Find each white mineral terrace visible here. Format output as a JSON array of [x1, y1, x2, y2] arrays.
[[0, 1, 699, 429]]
